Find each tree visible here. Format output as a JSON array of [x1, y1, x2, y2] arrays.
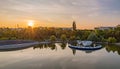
[[107, 37, 117, 43], [81, 30, 91, 40], [60, 34, 67, 42], [72, 21, 76, 31], [50, 35, 56, 42], [115, 31, 120, 42], [116, 25, 120, 30], [76, 36, 81, 40], [87, 32, 99, 41], [95, 30, 106, 37], [70, 36, 76, 41]]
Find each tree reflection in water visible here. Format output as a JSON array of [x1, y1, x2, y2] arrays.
[[32, 42, 120, 56], [72, 49, 76, 55], [59, 43, 66, 50], [33, 43, 67, 50], [105, 44, 120, 55]]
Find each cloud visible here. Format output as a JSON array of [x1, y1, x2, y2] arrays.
[[0, 0, 120, 29], [0, 0, 99, 13], [0, 0, 119, 17]]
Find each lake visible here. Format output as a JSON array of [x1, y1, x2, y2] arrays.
[[0, 43, 120, 69]]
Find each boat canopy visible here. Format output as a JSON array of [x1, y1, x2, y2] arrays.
[[77, 40, 93, 46]]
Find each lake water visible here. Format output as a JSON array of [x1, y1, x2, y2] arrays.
[[0, 43, 120, 69]]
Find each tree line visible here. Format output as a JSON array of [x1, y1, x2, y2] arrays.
[[0, 26, 120, 43]]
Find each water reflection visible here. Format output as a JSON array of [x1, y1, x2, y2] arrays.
[[71, 48, 102, 55], [1, 43, 120, 69], [33, 42, 104, 55], [105, 44, 120, 55], [69, 43, 104, 55], [60, 43, 66, 50], [33, 43, 67, 51], [72, 49, 76, 55], [0, 42, 120, 56], [33, 43, 56, 50]]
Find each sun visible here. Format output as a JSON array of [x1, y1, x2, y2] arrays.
[[28, 20, 34, 27]]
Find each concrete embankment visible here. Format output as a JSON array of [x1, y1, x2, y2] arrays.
[[0, 40, 64, 51], [114, 43, 120, 46], [0, 42, 40, 50]]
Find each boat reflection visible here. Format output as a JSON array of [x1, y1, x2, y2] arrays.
[[71, 48, 102, 55]]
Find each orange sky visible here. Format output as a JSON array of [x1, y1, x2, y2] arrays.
[[0, 18, 118, 29], [0, 0, 120, 29]]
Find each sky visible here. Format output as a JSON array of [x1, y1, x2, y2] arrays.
[[0, 0, 120, 29]]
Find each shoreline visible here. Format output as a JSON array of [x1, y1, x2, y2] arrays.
[[0, 40, 120, 51], [0, 40, 53, 51], [114, 43, 120, 46]]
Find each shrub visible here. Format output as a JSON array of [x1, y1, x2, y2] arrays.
[[50, 35, 56, 42], [107, 37, 117, 43], [60, 34, 67, 41], [70, 36, 76, 41], [76, 36, 81, 40], [0, 37, 9, 40]]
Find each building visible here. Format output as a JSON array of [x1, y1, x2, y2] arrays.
[[61, 27, 72, 31], [95, 27, 115, 30], [117, 25, 120, 27]]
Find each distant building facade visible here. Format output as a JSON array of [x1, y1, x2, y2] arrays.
[[61, 27, 72, 30], [95, 27, 115, 30], [117, 25, 120, 27], [55, 27, 72, 31]]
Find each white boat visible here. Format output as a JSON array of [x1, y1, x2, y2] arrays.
[[69, 40, 102, 50]]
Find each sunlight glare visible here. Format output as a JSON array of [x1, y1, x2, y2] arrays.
[[28, 20, 34, 27]]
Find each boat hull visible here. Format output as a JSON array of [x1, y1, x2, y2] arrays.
[[69, 45, 102, 50]]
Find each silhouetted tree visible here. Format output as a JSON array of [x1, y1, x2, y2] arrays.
[[72, 21, 76, 31]]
